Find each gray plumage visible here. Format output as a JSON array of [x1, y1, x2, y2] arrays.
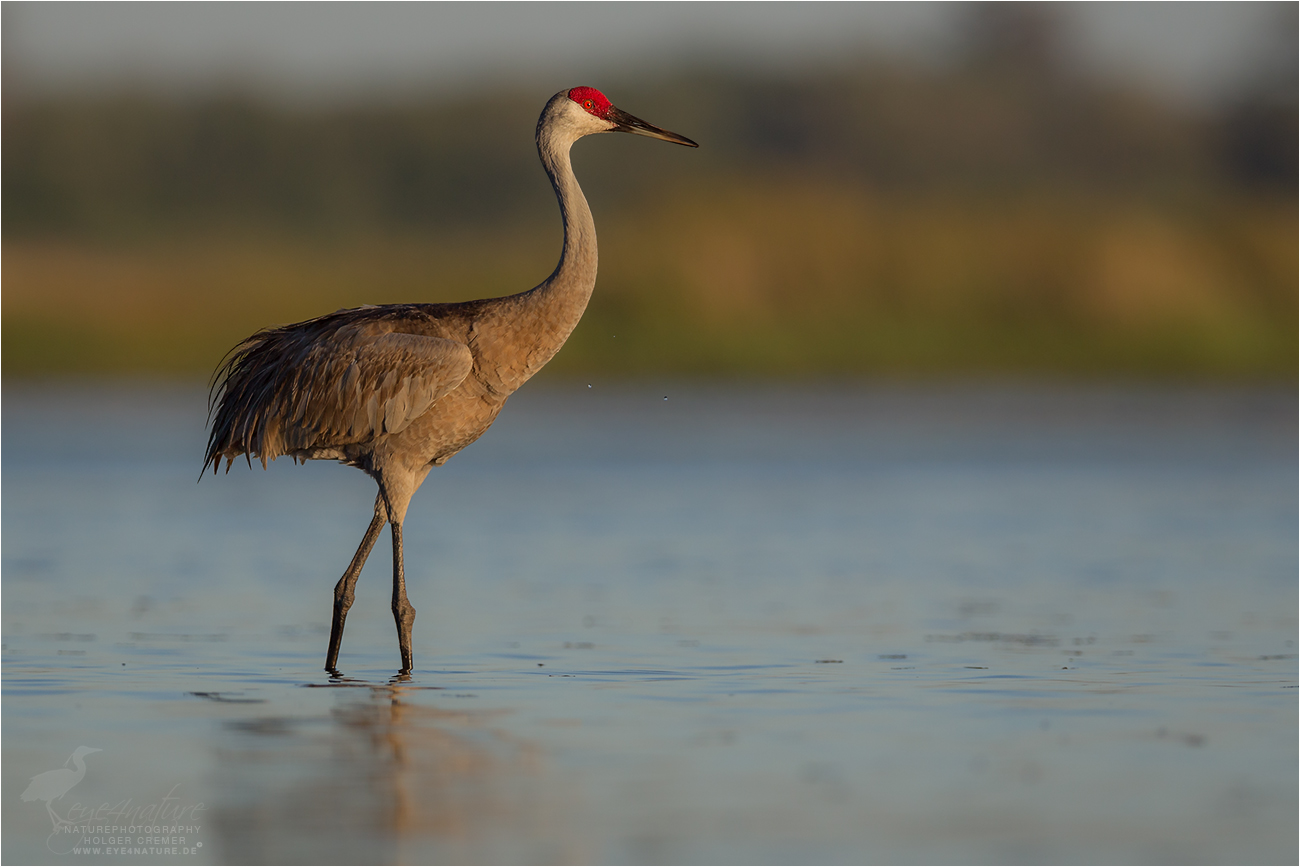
[[204, 87, 696, 673]]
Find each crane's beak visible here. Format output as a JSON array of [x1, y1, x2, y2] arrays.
[[608, 106, 698, 147]]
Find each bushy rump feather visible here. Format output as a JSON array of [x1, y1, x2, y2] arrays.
[[205, 310, 474, 473]]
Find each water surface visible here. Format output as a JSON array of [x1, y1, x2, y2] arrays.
[[4, 382, 1296, 864]]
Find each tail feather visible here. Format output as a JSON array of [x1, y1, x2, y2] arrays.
[[203, 324, 302, 477]]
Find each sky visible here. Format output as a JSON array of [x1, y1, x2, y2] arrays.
[[2, 2, 1293, 107]]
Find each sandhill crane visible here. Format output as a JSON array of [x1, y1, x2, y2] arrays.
[[205, 87, 696, 674], [22, 746, 101, 829]]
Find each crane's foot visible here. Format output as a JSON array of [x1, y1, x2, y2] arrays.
[[394, 600, 416, 673], [325, 600, 352, 671]]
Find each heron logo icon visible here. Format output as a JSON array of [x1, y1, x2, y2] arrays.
[[21, 746, 101, 832]]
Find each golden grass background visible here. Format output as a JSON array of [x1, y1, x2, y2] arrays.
[[6, 181, 1292, 379]]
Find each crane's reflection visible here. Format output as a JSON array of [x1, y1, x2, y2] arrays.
[[210, 675, 585, 864]]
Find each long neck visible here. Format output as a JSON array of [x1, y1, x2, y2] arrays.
[[478, 122, 598, 394], [535, 129, 598, 321]]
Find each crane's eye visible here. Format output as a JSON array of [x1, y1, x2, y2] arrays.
[[584, 99, 594, 110]]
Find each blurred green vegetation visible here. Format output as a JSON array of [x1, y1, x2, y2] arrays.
[[4, 12, 1296, 379]]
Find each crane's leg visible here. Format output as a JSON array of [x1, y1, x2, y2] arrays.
[[325, 497, 388, 672], [390, 520, 416, 672]]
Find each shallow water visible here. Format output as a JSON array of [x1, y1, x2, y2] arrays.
[[3, 381, 1296, 864]]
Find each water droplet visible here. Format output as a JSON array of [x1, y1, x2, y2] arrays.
[[663, 396, 668, 401], [587, 384, 592, 388]]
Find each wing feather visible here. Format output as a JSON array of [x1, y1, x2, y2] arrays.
[[205, 315, 474, 472]]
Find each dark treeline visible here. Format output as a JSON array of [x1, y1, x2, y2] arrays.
[[4, 7, 1295, 242]]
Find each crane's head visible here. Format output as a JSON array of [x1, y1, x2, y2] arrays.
[[541, 86, 698, 148], [568, 87, 698, 147]]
